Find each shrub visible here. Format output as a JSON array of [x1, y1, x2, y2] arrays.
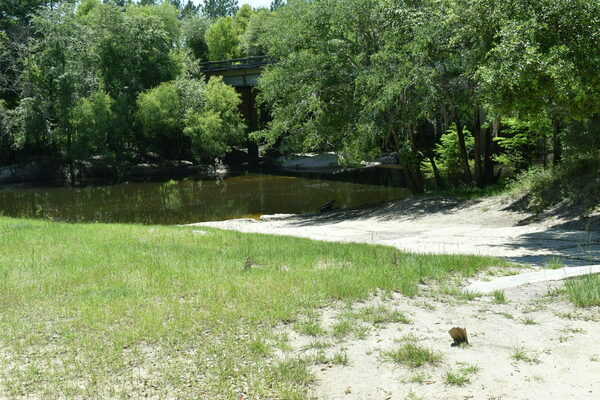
[[435, 124, 474, 184], [184, 77, 246, 162], [70, 91, 119, 159]]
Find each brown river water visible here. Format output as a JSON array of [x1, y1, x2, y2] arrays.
[[0, 173, 410, 225]]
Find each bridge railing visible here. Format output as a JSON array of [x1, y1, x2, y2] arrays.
[[200, 55, 276, 73]]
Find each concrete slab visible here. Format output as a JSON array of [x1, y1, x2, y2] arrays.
[[463, 265, 600, 294], [190, 195, 599, 267]]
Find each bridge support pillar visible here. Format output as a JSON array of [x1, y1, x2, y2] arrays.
[[237, 87, 260, 171]]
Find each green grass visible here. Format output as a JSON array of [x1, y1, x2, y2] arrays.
[[344, 305, 411, 325], [545, 257, 564, 270], [0, 216, 507, 398], [520, 316, 539, 325], [492, 289, 508, 304], [294, 319, 326, 336], [425, 183, 508, 200], [511, 345, 539, 364], [564, 274, 600, 307], [444, 363, 480, 386], [381, 343, 442, 368]]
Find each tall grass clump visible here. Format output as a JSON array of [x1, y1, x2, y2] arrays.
[[564, 274, 600, 307]]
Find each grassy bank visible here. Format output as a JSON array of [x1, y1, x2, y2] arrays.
[[0, 217, 509, 398]]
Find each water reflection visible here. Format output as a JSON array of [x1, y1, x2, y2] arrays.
[[0, 173, 411, 225]]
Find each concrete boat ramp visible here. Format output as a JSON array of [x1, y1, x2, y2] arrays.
[[190, 196, 600, 289]]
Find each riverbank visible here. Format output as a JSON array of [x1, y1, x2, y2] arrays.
[[1, 216, 598, 399], [196, 193, 600, 267], [0, 159, 227, 186]]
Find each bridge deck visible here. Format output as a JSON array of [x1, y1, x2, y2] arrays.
[[200, 55, 275, 73]]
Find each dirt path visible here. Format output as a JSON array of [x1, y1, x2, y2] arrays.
[[284, 280, 600, 400], [193, 195, 599, 267]]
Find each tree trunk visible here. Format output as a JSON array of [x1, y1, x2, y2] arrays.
[[453, 107, 472, 184], [552, 118, 562, 166], [429, 155, 444, 189], [482, 118, 497, 184], [405, 124, 425, 194], [473, 107, 484, 187]]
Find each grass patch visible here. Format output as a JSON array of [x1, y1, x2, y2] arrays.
[[294, 320, 326, 336], [520, 316, 539, 325], [564, 273, 600, 307], [0, 216, 505, 398], [381, 343, 442, 368], [511, 345, 539, 364], [492, 289, 508, 304], [330, 351, 349, 366], [425, 183, 508, 200], [445, 363, 479, 386], [545, 257, 564, 270], [445, 371, 469, 386], [439, 284, 482, 301], [331, 320, 354, 338], [408, 371, 428, 384], [405, 389, 425, 400], [344, 305, 411, 326]]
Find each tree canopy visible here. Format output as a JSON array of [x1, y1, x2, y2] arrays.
[[0, 0, 598, 194]]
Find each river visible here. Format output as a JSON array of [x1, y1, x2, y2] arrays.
[[0, 173, 410, 225]]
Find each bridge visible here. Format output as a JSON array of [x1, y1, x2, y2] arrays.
[[200, 55, 275, 86], [200, 56, 275, 169]]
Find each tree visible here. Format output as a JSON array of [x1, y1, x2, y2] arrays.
[[234, 4, 253, 31], [241, 8, 272, 56], [480, 0, 600, 166], [182, 16, 211, 61], [69, 91, 117, 158], [136, 82, 182, 157], [256, 0, 430, 193], [435, 125, 475, 183], [205, 16, 242, 60], [181, 0, 200, 18], [18, 2, 97, 157], [184, 77, 245, 162], [0, 0, 54, 105], [270, 0, 285, 11], [202, 0, 239, 20]]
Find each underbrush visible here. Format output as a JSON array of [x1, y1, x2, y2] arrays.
[[508, 157, 600, 214]]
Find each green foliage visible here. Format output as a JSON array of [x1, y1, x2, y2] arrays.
[[184, 77, 245, 161], [241, 8, 273, 56], [435, 125, 474, 183], [136, 81, 182, 150], [136, 75, 208, 159], [234, 4, 254, 31], [493, 118, 550, 171], [202, 0, 239, 20], [270, 0, 286, 11], [256, 0, 424, 162], [565, 274, 600, 307], [509, 157, 600, 213], [480, 0, 600, 125], [0, 99, 22, 162], [381, 343, 442, 368], [125, 1, 181, 45], [1, 0, 599, 192], [70, 91, 117, 159], [205, 16, 242, 60], [182, 16, 211, 61]]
